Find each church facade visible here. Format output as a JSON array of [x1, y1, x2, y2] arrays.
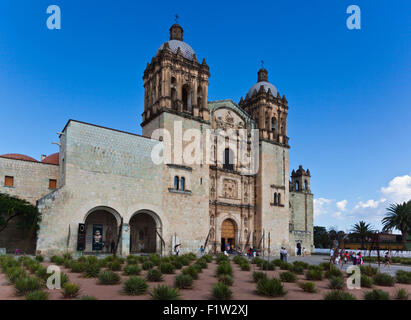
[[0, 23, 313, 257]]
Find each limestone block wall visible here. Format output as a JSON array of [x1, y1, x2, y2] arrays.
[[0, 158, 59, 253], [257, 141, 290, 256], [36, 120, 165, 256], [289, 190, 314, 254]]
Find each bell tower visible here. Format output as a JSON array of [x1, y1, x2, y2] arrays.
[[141, 23, 210, 136]]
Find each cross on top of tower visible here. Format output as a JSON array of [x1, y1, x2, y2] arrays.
[[175, 14, 179, 23], [261, 60, 264, 68]]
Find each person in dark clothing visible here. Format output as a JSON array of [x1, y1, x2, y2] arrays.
[[110, 240, 115, 253]]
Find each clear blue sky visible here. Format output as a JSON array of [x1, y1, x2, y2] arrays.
[[0, 0, 410, 232]]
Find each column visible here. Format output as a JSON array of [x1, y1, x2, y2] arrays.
[[121, 223, 130, 256]]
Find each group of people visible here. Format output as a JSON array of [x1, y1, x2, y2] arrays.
[[331, 249, 364, 266], [280, 247, 288, 262]]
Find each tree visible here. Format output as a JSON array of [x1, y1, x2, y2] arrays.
[[314, 226, 330, 248], [350, 220, 375, 249], [382, 201, 411, 250], [0, 193, 39, 233]]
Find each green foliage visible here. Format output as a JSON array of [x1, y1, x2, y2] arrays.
[[192, 263, 203, 273], [314, 226, 331, 249], [84, 263, 100, 278], [373, 273, 395, 286], [395, 288, 409, 300], [70, 261, 86, 273], [324, 291, 356, 300], [36, 266, 48, 281], [260, 260, 275, 270], [203, 254, 213, 263], [293, 261, 309, 269], [63, 259, 73, 269], [360, 265, 378, 277], [123, 276, 148, 295], [251, 257, 263, 265], [78, 256, 87, 263], [86, 256, 98, 265], [179, 256, 191, 266], [25, 290, 49, 300], [328, 276, 344, 290], [62, 282, 80, 299], [62, 253, 72, 260], [252, 271, 268, 283], [279, 262, 293, 271], [218, 274, 233, 286], [172, 260, 183, 270], [298, 281, 316, 293], [292, 265, 304, 275], [216, 254, 229, 265], [257, 277, 286, 297], [150, 285, 180, 300], [360, 275, 373, 288], [28, 261, 41, 274], [396, 270, 411, 284], [325, 265, 343, 279], [123, 264, 141, 276], [149, 253, 161, 266], [319, 262, 332, 271], [159, 262, 175, 274], [0, 192, 40, 233], [108, 260, 122, 271], [280, 271, 296, 283], [142, 261, 154, 270], [196, 258, 208, 269], [272, 259, 282, 267], [15, 276, 41, 295], [364, 289, 390, 300], [98, 270, 120, 285], [212, 282, 232, 300], [146, 269, 163, 282], [126, 255, 138, 265], [184, 252, 197, 260], [216, 262, 233, 277], [175, 274, 193, 289], [6, 267, 26, 284], [35, 255, 44, 262], [240, 262, 250, 271], [182, 266, 199, 280], [306, 269, 323, 281], [50, 256, 65, 265]]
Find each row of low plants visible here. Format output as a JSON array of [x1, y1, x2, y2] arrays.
[[212, 254, 234, 300], [363, 256, 411, 265]]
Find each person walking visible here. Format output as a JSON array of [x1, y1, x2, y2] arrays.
[[283, 247, 288, 263], [200, 245, 205, 256], [384, 251, 391, 270]]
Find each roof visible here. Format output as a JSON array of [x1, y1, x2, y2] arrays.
[[0, 153, 38, 163], [41, 153, 59, 165]]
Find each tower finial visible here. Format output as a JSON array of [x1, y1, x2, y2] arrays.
[[261, 60, 264, 68], [174, 14, 179, 24]]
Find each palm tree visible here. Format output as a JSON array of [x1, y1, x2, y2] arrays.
[[382, 201, 411, 250], [351, 220, 375, 249]]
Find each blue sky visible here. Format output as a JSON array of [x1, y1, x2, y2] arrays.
[[0, 0, 410, 232]]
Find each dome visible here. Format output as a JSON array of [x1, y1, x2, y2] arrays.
[[157, 40, 196, 61], [0, 153, 38, 162], [247, 81, 277, 98], [41, 153, 59, 165]]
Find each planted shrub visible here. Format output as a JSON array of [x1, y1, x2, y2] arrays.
[[216, 262, 233, 277], [364, 289, 390, 300], [36, 266, 48, 281], [218, 274, 233, 286], [123, 265, 141, 276], [328, 276, 344, 290], [97, 259, 107, 268], [7, 267, 26, 284], [108, 260, 122, 271], [35, 255, 44, 262], [324, 291, 356, 300], [260, 261, 275, 271], [71, 262, 86, 273], [292, 265, 304, 275], [298, 281, 316, 293], [86, 256, 98, 265], [251, 257, 263, 265], [15, 276, 41, 295], [306, 269, 323, 281], [98, 270, 120, 285], [147, 269, 163, 282], [61, 273, 70, 286], [160, 262, 175, 274], [396, 270, 411, 284], [84, 264, 100, 278], [216, 254, 229, 265], [62, 253, 72, 260], [63, 259, 73, 269], [325, 266, 343, 279], [78, 256, 87, 263], [28, 262, 41, 274], [212, 282, 232, 300], [142, 261, 154, 270], [373, 273, 395, 287], [179, 256, 191, 266], [395, 288, 409, 300], [62, 282, 80, 299], [319, 262, 332, 270], [360, 275, 373, 288], [149, 254, 161, 266], [293, 261, 309, 269], [240, 262, 250, 271], [252, 271, 268, 283], [182, 266, 199, 280], [172, 261, 183, 270], [280, 271, 296, 283], [25, 290, 49, 300], [279, 262, 293, 271], [150, 285, 180, 300], [360, 265, 378, 277], [123, 276, 148, 295], [196, 259, 208, 269], [272, 259, 282, 267], [257, 277, 286, 297], [175, 274, 193, 289], [203, 254, 213, 263], [126, 255, 138, 265], [192, 263, 203, 273]]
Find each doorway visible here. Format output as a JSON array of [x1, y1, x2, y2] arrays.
[[221, 219, 236, 252]]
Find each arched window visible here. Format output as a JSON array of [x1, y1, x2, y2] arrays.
[[180, 177, 185, 191], [274, 193, 277, 205], [295, 181, 300, 191], [271, 117, 277, 132], [174, 176, 179, 190], [223, 148, 234, 171], [182, 84, 191, 112], [278, 193, 281, 205], [197, 86, 203, 108]]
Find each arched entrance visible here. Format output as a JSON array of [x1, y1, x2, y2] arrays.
[[296, 242, 302, 256], [129, 211, 160, 253], [84, 207, 120, 253], [221, 219, 236, 252]]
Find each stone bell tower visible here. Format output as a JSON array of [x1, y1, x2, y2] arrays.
[[141, 23, 211, 137]]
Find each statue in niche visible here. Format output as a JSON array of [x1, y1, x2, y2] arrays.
[[222, 178, 237, 199]]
